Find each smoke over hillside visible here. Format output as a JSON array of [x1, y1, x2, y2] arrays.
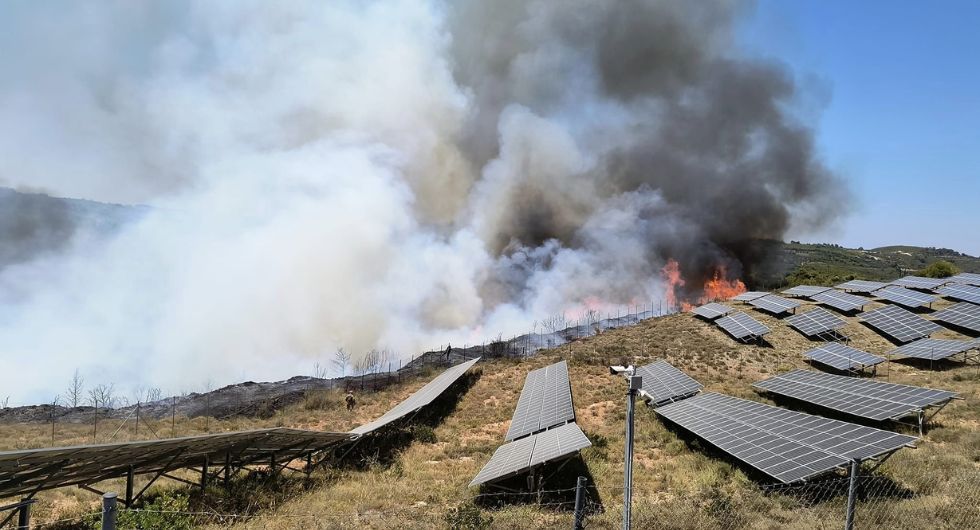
[[0, 1, 847, 402]]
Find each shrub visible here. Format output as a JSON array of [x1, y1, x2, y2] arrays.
[[88, 493, 194, 530], [412, 424, 438, 444], [444, 502, 493, 530], [918, 260, 959, 278]]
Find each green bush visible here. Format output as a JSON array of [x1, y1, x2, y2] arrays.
[[88, 493, 194, 530], [444, 502, 493, 530], [918, 260, 959, 278], [412, 424, 438, 444]]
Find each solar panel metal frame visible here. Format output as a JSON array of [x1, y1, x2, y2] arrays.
[[715, 311, 771, 341], [947, 272, 980, 286], [872, 285, 937, 309], [351, 358, 481, 435], [634, 360, 703, 407], [802, 343, 885, 372], [887, 338, 980, 361], [780, 285, 833, 298], [931, 302, 980, 334], [691, 302, 734, 320], [655, 392, 916, 484], [753, 369, 956, 423], [784, 307, 847, 337], [889, 275, 950, 290], [505, 361, 575, 441], [859, 304, 941, 343], [748, 294, 802, 315], [0, 428, 353, 499], [835, 280, 888, 293], [935, 283, 980, 305], [469, 423, 591, 486], [732, 291, 769, 302], [811, 289, 869, 313]]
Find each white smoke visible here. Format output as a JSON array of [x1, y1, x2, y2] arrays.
[[0, 0, 842, 404]]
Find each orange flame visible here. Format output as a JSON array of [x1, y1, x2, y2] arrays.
[[662, 259, 746, 311], [661, 259, 686, 310]]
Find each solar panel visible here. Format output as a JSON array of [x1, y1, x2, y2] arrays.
[[931, 302, 980, 334], [469, 423, 591, 486], [691, 302, 733, 320], [635, 360, 703, 407], [715, 312, 771, 341], [656, 393, 916, 484], [887, 338, 979, 361], [935, 283, 980, 305], [835, 280, 887, 293], [859, 305, 941, 343], [351, 358, 480, 435], [0, 428, 352, 499], [785, 307, 847, 337], [947, 272, 980, 286], [505, 361, 575, 441], [872, 285, 937, 308], [890, 275, 949, 290], [781, 285, 832, 298], [802, 343, 885, 372], [749, 294, 802, 315], [732, 291, 769, 302], [811, 289, 869, 313]]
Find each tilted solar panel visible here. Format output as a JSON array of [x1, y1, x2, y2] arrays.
[[716, 312, 771, 340], [691, 302, 733, 320], [890, 276, 949, 290], [859, 305, 941, 343], [732, 291, 769, 302], [785, 307, 846, 337], [887, 338, 979, 361], [351, 358, 480, 435], [781, 285, 832, 298], [505, 361, 575, 441], [931, 302, 980, 334], [749, 294, 802, 315], [753, 369, 956, 422], [811, 290, 868, 313], [935, 283, 980, 305], [469, 423, 591, 486], [635, 360, 703, 407], [873, 285, 937, 308], [656, 393, 916, 484], [835, 280, 887, 293], [802, 343, 885, 372], [947, 272, 980, 286]]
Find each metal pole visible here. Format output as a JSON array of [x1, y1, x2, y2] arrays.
[[572, 476, 587, 530], [16, 499, 30, 530], [101, 492, 118, 530], [844, 459, 860, 530], [125, 466, 134, 507], [624, 375, 641, 530]]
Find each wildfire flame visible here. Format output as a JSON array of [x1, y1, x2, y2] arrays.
[[661, 259, 746, 312]]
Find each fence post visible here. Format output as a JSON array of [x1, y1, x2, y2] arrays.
[[16, 499, 31, 530], [572, 476, 587, 530], [101, 492, 118, 530], [844, 459, 860, 530]]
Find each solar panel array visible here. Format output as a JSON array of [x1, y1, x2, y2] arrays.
[[635, 360, 703, 407], [749, 294, 802, 315], [0, 429, 352, 499], [859, 304, 941, 343], [785, 307, 847, 337], [732, 291, 769, 302], [781, 285, 832, 298], [835, 280, 887, 293], [931, 302, 980, 334], [811, 289, 869, 313], [948, 272, 980, 286], [935, 283, 980, 305], [890, 275, 949, 290], [656, 393, 916, 483], [873, 285, 937, 308], [802, 343, 885, 372], [716, 312, 771, 341], [505, 361, 575, 441], [753, 370, 956, 422], [469, 423, 591, 486], [691, 302, 734, 320], [887, 338, 979, 361], [351, 358, 481, 435]]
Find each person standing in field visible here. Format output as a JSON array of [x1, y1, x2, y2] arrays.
[[345, 390, 355, 412]]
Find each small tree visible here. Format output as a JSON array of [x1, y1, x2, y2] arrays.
[[1, 396, 9, 409], [66, 369, 84, 408], [333, 347, 351, 377], [918, 260, 959, 278]]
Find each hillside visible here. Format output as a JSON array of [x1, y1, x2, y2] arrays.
[[4, 294, 978, 529]]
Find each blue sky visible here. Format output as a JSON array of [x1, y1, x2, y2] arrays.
[[740, 1, 980, 256]]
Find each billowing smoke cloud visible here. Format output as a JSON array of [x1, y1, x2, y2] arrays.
[[0, 0, 847, 403]]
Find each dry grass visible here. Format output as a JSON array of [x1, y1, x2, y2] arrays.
[[4, 299, 979, 529]]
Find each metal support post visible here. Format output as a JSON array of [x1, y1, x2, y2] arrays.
[[845, 459, 860, 530], [125, 466, 134, 507], [572, 476, 587, 530], [200, 455, 209, 490], [16, 499, 30, 530], [624, 374, 641, 530], [224, 453, 231, 488], [101, 492, 117, 530]]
